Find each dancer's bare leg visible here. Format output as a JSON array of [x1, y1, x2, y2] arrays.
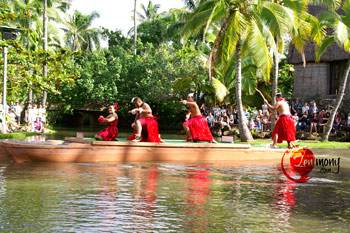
[[288, 141, 296, 149], [132, 120, 142, 142], [271, 135, 278, 148], [183, 125, 192, 141]]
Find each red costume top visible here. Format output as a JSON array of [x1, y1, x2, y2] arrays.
[[272, 114, 296, 143], [97, 118, 118, 141], [183, 115, 214, 142]]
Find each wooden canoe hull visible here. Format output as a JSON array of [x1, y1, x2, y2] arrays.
[[0, 140, 285, 164]]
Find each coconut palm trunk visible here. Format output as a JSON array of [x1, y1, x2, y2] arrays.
[[321, 59, 350, 141], [28, 88, 33, 104], [133, 0, 137, 55], [42, 0, 48, 107], [271, 50, 279, 129], [235, 40, 254, 142]]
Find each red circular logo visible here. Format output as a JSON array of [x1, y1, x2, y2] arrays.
[[281, 148, 315, 183]]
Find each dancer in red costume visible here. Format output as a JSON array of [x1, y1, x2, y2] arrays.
[[95, 103, 119, 141], [181, 94, 215, 143], [128, 97, 161, 142], [257, 91, 296, 149]]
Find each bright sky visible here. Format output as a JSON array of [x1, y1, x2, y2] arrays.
[[71, 0, 184, 34]]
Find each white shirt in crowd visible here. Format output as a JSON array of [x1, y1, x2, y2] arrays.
[[38, 107, 46, 122], [262, 104, 268, 114], [302, 105, 309, 114], [14, 104, 23, 118]]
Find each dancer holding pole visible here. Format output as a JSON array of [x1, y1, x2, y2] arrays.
[[256, 89, 296, 149]]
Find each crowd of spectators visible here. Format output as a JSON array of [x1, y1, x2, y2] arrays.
[[0, 102, 46, 133], [290, 98, 350, 134], [201, 99, 350, 136]]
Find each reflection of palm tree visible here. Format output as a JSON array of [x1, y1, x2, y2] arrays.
[[138, 1, 160, 22], [63, 11, 101, 52]]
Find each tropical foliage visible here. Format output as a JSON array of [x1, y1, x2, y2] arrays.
[[314, 0, 350, 141]]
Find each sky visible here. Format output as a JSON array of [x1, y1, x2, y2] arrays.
[[71, 0, 185, 34]]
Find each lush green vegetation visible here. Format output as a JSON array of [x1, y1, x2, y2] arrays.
[[1, 0, 349, 141]]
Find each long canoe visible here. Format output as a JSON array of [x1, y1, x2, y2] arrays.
[[0, 139, 285, 163]]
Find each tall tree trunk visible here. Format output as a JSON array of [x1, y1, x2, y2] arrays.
[[271, 51, 279, 130], [321, 59, 350, 141], [42, 0, 48, 107], [133, 0, 138, 55], [28, 88, 33, 105], [235, 40, 254, 142]]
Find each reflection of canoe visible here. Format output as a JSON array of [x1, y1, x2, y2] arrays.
[[0, 139, 285, 163]]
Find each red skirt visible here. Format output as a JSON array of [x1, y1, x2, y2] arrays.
[[127, 117, 161, 143], [184, 115, 213, 142], [272, 115, 296, 143], [97, 120, 118, 141]]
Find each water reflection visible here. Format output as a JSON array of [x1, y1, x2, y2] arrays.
[[0, 162, 348, 232], [24, 134, 47, 142], [272, 178, 297, 231], [185, 165, 211, 233]]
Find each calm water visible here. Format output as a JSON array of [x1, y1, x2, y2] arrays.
[[0, 160, 349, 233]]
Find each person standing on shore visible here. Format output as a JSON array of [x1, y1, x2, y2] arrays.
[[256, 91, 296, 149]]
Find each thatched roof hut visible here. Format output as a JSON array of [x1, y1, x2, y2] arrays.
[[288, 43, 350, 64], [288, 5, 350, 64], [287, 5, 350, 109]]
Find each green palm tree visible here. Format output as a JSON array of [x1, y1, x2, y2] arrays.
[[63, 11, 101, 52], [264, 1, 310, 127], [42, 0, 70, 106], [183, 0, 198, 10], [183, 0, 298, 142], [0, 1, 15, 23], [314, 1, 350, 141], [10, 0, 42, 105], [10, 0, 70, 105], [138, 1, 160, 22], [267, 1, 337, 128]]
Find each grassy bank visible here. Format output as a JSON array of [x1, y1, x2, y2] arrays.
[[0, 132, 39, 140]]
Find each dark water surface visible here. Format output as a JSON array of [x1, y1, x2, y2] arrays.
[[0, 160, 349, 233]]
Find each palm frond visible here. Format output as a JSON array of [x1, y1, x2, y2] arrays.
[[310, 0, 342, 10], [315, 36, 335, 61], [182, 0, 216, 41], [242, 20, 272, 81], [211, 77, 229, 102]]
